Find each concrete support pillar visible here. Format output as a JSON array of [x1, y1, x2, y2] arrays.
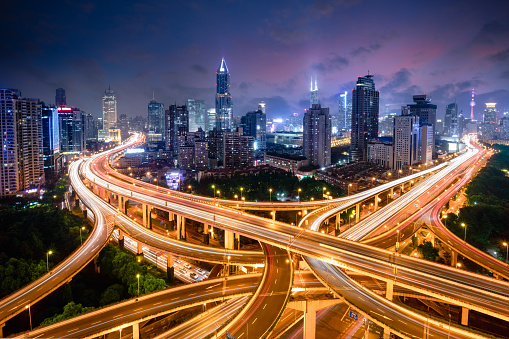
[[142, 204, 148, 228], [304, 306, 317, 339], [374, 194, 379, 210], [235, 233, 240, 250], [271, 210, 276, 221], [429, 233, 435, 247], [355, 204, 360, 223], [137, 242, 143, 256], [181, 216, 186, 239], [118, 196, 123, 212], [386, 280, 393, 301], [167, 254, 174, 282], [133, 322, 140, 339], [461, 307, 469, 326], [0, 322, 5, 338], [203, 224, 209, 234], [335, 213, 341, 229], [176, 215, 182, 240], [118, 230, 124, 250], [451, 250, 457, 267], [225, 230, 235, 250], [390, 187, 394, 199]]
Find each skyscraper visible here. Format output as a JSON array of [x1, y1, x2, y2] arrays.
[[55, 88, 66, 107], [393, 115, 419, 170], [483, 103, 497, 124], [215, 58, 232, 132], [187, 99, 206, 132], [338, 91, 352, 131], [349, 74, 379, 162], [148, 99, 165, 134], [402, 95, 437, 156], [0, 89, 44, 196], [303, 104, 331, 168], [444, 102, 458, 136], [241, 110, 267, 150], [207, 108, 216, 132], [165, 105, 188, 157], [58, 106, 85, 152], [102, 87, 117, 132], [42, 104, 60, 180], [223, 128, 254, 168], [310, 77, 318, 107]]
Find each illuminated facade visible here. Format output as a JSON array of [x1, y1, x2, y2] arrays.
[[215, 58, 232, 132], [102, 86, 117, 132], [303, 103, 331, 168]]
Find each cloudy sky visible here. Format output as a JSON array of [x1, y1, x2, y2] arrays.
[[1, 0, 508, 120]]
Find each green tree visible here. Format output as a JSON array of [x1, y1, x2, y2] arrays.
[[100, 284, 125, 306], [40, 301, 95, 326], [417, 241, 439, 261]]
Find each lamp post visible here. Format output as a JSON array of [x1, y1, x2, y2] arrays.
[[79, 226, 86, 245], [240, 187, 243, 201], [234, 194, 238, 201], [137, 274, 140, 296], [296, 211, 301, 225], [322, 187, 326, 202], [269, 188, 272, 202], [461, 222, 466, 241], [443, 214, 447, 228], [46, 250, 52, 272], [348, 183, 352, 196], [503, 242, 508, 264], [212, 185, 216, 198], [396, 230, 400, 253], [298, 188, 301, 202], [25, 304, 32, 331]]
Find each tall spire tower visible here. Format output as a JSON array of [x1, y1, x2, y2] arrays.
[[310, 76, 318, 107], [470, 88, 476, 120], [215, 58, 233, 132]]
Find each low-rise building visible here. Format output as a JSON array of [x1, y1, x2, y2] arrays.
[[264, 153, 308, 173]]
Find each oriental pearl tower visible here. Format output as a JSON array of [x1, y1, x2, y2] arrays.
[[470, 89, 476, 120]]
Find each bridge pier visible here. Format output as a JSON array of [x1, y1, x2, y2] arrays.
[[287, 299, 343, 339], [118, 230, 124, 249], [167, 254, 174, 282], [461, 307, 469, 326], [374, 194, 379, 210], [176, 215, 186, 240], [390, 187, 394, 198], [137, 242, 143, 257], [132, 322, 140, 339], [235, 233, 240, 250], [271, 210, 276, 221], [386, 280, 393, 301], [225, 230, 235, 250], [355, 204, 360, 223], [450, 250, 457, 267]]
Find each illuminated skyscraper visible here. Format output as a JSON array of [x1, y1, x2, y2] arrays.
[[338, 91, 352, 130], [350, 74, 379, 162], [148, 98, 165, 134], [102, 87, 117, 131], [188, 99, 206, 132], [215, 58, 232, 132], [402, 95, 437, 157], [310, 77, 318, 107], [444, 102, 458, 136]]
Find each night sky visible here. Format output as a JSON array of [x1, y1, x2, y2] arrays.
[[2, 0, 509, 120]]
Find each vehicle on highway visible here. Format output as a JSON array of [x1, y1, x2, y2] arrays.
[[190, 272, 198, 280], [183, 263, 192, 269]]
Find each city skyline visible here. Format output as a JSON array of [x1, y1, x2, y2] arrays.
[[1, 0, 508, 120]]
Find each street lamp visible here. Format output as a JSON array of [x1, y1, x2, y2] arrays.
[[348, 183, 352, 196], [137, 274, 140, 296], [322, 187, 326, 202], [212, 185, 216, 198], [269, 188, 272, 202], [298, 188, 301, 202], [461, 222, 466, 241], [443, 214, 447, 228], [396, 230, 400, 253], [503, 242, 508, 264], [46, 250, 52, 271], [25, 304, 32, 331], [240, 187, 244, 201], [296, 211, 302, 225], [79, 226, 86, 245], [234, 194, 238, 201]]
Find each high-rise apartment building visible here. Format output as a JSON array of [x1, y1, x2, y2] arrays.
[[148, 99, 165, 134], [350, 74, 379, 162], [0, 89, 44, 196], [223, 128, 254, 168], [102, 87, 117, 132], [194, 141, 209, 170], [42, 104, 60, 180], [55, 88, 66, 106], [303, 104, 331, 168], [310, 77, 318, 107], [215, 58, 232, 132], [393, 115, 420, 170], [84, 113, 98, 141], [188, 99, 206, 132], [481, 103, 498, 140], [241, 110, 267, 150]]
